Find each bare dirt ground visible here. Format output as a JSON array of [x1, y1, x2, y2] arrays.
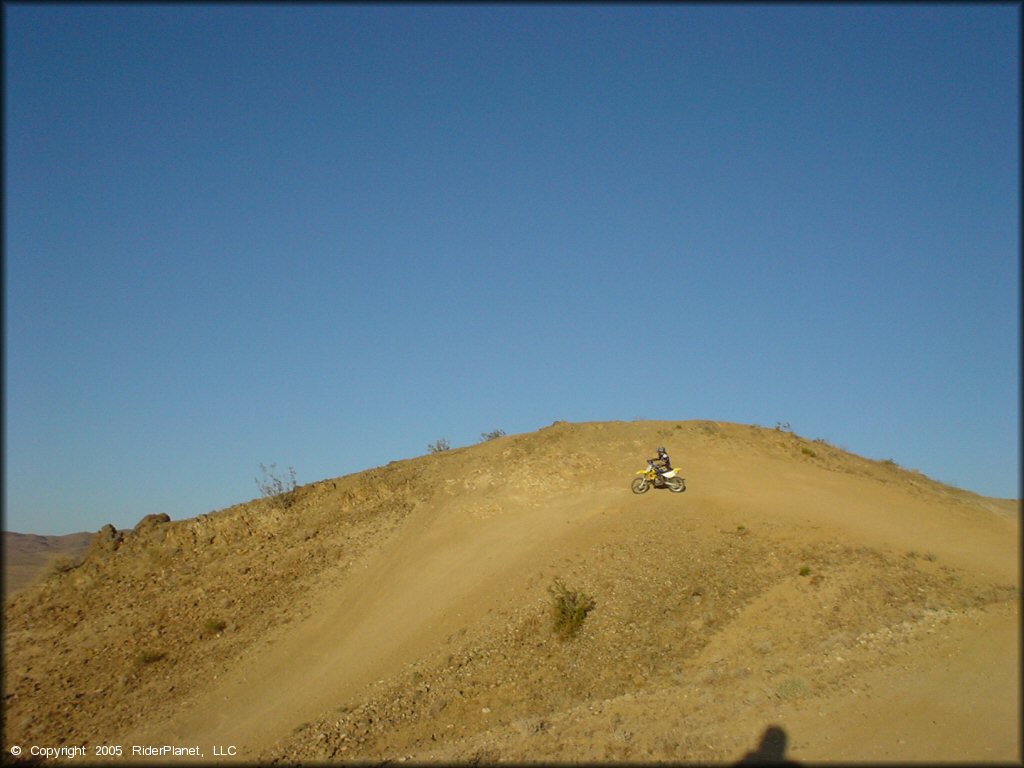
[[3, 420, 1019, 764]]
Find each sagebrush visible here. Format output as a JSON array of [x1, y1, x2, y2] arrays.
[[203, 619, 227, 635], [256, 463, 298, 510], [548, 577, 596, 640]]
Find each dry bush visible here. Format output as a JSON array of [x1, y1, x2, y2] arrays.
[[256, 463, 298, 510], [548, 577, 596, 640], [203, 619, 227, 636], [134, 650, 166, 667], [49, 556, 79, 576]]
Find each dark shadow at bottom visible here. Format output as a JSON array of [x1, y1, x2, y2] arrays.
[[734, 724, 801, 765]]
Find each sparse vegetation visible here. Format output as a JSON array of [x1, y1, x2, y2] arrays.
[[548, 577, 596, 640], [801, 446, 817, 458], [427, 438, 451, 454], [256, 463, 298, 510], [799, 566, 811, 577], [775, 421, 792, 432], [480, 429, 506, 442], [775, 676, 809, 700]]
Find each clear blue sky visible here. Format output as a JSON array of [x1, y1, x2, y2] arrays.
[[5, 4, 1019, 535]]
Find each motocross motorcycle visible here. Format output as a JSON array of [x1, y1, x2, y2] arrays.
[[631, 461, 686, 494]]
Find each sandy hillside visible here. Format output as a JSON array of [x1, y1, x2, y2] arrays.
[[3, 420, 1019, 764]]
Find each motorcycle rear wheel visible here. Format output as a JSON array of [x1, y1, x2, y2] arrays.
[[631, 477, 650, 494], [667, 477, 686, 493]]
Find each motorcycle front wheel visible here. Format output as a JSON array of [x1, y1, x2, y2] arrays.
[[631, 477, 650, 494], [667, 477, 686, 493]]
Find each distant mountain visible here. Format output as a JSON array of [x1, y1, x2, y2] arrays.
[[3, 530, 94, 596]]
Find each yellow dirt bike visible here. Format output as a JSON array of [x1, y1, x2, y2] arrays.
[[631, 461, 686, 494]]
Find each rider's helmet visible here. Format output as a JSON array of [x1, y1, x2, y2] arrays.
[[657, 446, 665, 453]]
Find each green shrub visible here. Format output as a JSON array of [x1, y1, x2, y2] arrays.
[[799, 566, 811, 577], [548, 577, 596, 640], [801, 446, 817, 458]]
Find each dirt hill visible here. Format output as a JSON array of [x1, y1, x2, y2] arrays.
[[3, 420, 1019, 763]]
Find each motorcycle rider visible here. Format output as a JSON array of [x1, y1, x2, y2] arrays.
[[650, 446, 673, 476], [631, 445, 685, 494]]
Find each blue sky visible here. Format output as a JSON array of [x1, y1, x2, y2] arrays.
[[5, 4, 1019, 535]]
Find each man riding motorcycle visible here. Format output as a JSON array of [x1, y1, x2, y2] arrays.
[[650, 446, 672, 475], [632, 446, 686, 494]]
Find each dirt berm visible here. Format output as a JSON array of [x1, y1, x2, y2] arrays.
[[3, 420, 1019, 763]]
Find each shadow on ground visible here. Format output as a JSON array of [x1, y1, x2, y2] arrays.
[[735, 724, 801, 765]]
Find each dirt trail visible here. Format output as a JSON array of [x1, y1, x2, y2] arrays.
[[779, 601, 1019, 762], [687, 446, 1018, 579], [119, 486, 616, 758]]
